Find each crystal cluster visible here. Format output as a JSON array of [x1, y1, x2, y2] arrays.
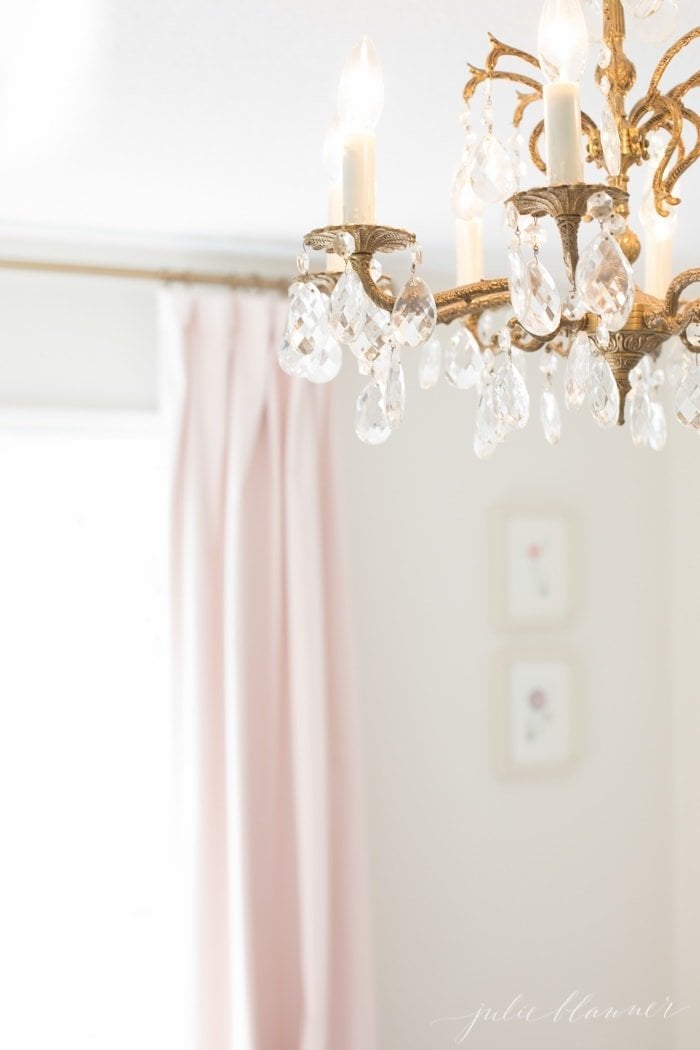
[[280, 240, 441, 444], [281, 254, 699, 455], [280, 157, 697, 456]]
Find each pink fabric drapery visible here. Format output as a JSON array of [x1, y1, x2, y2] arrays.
[[160, 287, 375, 1050]]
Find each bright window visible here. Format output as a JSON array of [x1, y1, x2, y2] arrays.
[[0, 413, 183, 1050]]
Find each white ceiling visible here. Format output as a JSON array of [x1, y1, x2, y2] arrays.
[[0, 0, 696, 267]]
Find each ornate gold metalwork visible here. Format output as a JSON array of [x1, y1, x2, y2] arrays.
[[304, 224, 415, 256], [296, 2, 700, 425], [510, 183, 628, 280], [461, 1, 700, 222]]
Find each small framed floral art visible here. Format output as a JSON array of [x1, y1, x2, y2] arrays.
[[490, 508, 574, 629], [492, 651, 580, 775]]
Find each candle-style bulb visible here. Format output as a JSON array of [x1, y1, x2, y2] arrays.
[[337, 36, 384, 132], [537, 0, 588, 82]]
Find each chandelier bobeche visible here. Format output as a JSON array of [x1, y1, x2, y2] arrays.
[[280, 0, 700, 456]]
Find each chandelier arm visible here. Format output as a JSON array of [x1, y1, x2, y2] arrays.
[[669, 72, 700, 102], [513, 90, 541, 127], [434, 281, 511, 326], [658, 104, 700, 208], [350, 253, 513, 329], [348, 254, 396, 313], [484, 33, 541, 72], [632, 95, 688, 215], [644, 26, 700, 98], [663, 269, 700, 317], [463, 67, 544, 105]]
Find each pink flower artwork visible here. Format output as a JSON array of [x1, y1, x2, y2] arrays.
[[525, 687, 553, 741], [525, 539, 550, 597]]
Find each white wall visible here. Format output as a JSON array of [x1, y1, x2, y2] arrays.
[[335, 326, 687, 1050], [668, 422, 700, 1050]]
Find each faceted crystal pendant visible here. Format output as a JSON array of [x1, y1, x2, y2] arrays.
[[635, 0, 679, 45], [649, 400, 667, 451], [278, 334, 305, 377], [587, 190, 614, 221], [392, 275, 437, 348], [385, 350, 406, 429], [674, 366, 700, 429], [451, 160, 483, 220], [519, 259, 561, 337], [349, 303, 392, 361], [475, 378, 507, 456], [575, 232, 635, 331], [540, 388, 562, 444], [493, 362, 530, 429], [601, 98, 622, 177], [304, 335, 343, 384], [445, 327, 483, 390], [665, 335, 689, 387], [589, 356, 620, 427], [362, 346, 392, 384], [477, 308, 499, 347], [507, 247, 528, 321], [471, 133, 517, 204], [565, 332, 592, 410], [330, 268, 367, 346], [418, 337, 443, 390], [686, 322, 700, 348], [354, 381, 392, 445], [622, 0, 661, 15], [287, 280, 330, 356], [625, 386, 651, 447]]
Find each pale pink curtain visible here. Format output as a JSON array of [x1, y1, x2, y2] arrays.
[[159, 286, 375, 1050]]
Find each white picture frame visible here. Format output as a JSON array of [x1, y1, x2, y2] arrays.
[[491, 650, 581, 776], [490, 507, 575, 630]]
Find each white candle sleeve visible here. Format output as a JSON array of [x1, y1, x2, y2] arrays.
[[543, 81, 583, 185], [644, 230, 673, 301], [342, 132, 376, 224], [456, 217, 484, 285]]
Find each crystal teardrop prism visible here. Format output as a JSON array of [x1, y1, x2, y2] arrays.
[[385, 351, 406, 428], [649, 400, 667, 451], [354, 381, 392, 445], [475, 377, 507, 455], [519, 259, 561, 337], [392, 275, 437, 348], [304, 335, 343, 383], [278, 334, 305, 377], [445, 328, 483, 390], [493, 362, 530, 429], [589, 356, 620, 427], [451, 160, 482, 220], [507, 247, 528, 321], [686, 322, 700, 348], [622, 0, 661, 17], [471, 134, 517, 204], [540, 388, 562, 444], [287, 281, 330, 356], [674, 366, 700, 429], [330, 268, 367, 346], [601, 98, 622, 176], [565, 332, 592, 410], [350, 303, 392, 362], [626, 386, 651, 447], [418, 338, 443, 390], [575, 233, 635, 331]]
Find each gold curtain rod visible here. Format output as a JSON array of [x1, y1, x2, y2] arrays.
[[0, 256, 290, 293]]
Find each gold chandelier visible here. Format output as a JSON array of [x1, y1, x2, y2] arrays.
[[280, 0, 700, 455]]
